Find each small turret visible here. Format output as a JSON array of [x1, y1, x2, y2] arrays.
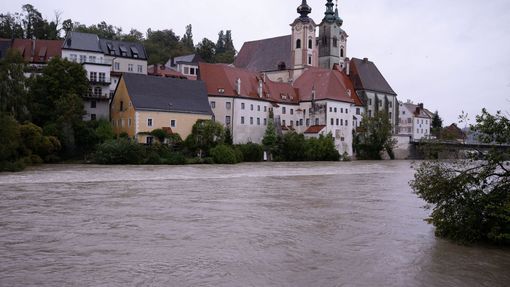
[[297, 0, 312, 19]]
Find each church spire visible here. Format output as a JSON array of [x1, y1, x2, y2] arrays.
[[335, 0, 344, 26], [323, 0, 336, 23], [297, 0, 312, 19]]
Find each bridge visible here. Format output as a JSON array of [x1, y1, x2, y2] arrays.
[[409, 140, 510, 159]]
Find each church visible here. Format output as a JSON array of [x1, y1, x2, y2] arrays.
[[199, 0, 399, 156]]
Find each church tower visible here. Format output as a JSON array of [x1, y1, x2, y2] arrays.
[[290, 0, 318, 79], [319, 0, 348, 69]]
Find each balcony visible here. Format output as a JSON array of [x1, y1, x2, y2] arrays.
[[84, 93, 110, 100], [89, 79, 112, 86]]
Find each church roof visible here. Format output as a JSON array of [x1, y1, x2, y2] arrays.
[[234, 35, 291, 72], [349, 57, 397, 95]]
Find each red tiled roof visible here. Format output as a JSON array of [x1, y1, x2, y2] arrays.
[[294, 67, 355, 104], [199, 63, 299, 104], [11, 39, 63, 64], [304, 125, 327, 134]]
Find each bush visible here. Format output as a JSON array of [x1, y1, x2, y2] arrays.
[[237, 142, 263, 162], [94, 139, 145, 164], [210, 144, 239, 164]]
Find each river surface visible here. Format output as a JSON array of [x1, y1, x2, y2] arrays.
[[0, 161, 508, 287]]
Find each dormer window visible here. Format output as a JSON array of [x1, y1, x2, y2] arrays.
[[106, 43, 115, 55], [218, 88, 225, 94], [130, 47, 139, 58], [119, 46, 128, 57]]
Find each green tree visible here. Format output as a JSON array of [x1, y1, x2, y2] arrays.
[[214, 30, 236, 64], [195, 38, 216, 63], [181, 24, 194, 51], [224, 127, 233, 145], [0, 49, 29, 122], [184, 120, 225, 157], [30, 57, 89, 157], [73, 21, 122, 40], [262, 110, 278, 159], [354, 111, 395, 160], [0, 114, 21, 170], [411, 109, 510, 245], [431, 111, 443, 138], [0, 13, 24, 39], [121, 28, 144, 42]]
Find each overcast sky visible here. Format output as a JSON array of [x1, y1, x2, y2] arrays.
[[4, 0, 510, 125]]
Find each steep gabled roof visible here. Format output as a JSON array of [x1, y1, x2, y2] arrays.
[[63, 32, 102, 53], [99, 39, 147, 60], [122, 73, 212, 115], [349, 57, 397, 95], [402, 102, 431, 119], [293, 67, 355, 104], [11, 39, 63, 63], [234, 35, 291, 72]]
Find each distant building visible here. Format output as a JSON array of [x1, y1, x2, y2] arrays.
[[62, 32, 148, 121], [147, 64, 187, 79], [110, 73, 213, 144], [398, 101, 432, 141], [165, 54, 202, 80], [442, 123, 466, 142], [10, 39, 63, 76], [0, 38, 12, 59]]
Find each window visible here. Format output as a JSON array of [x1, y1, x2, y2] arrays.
[[90, 100, 96, 108], [334, 108, 337, 113], [70, 54, 77, 62], [331, 118, 334, 125], [369, 99, 372, 105], [308, 39, 312, 49], [300, 119, 303, 126], [341, 108, 344, 113], [346, 109, 349, 114], [340, 48, 344, 58], [218, 88, 225, 94], [120, 101, 124, 111], [290, 120, 294, 126], [147, 118, 153, 127], [368, 110, 372, 117], [93, 87, 102, 96], [114, 62, 120, 70], [226, 102, 231, 109], [99, 73, 105, 83], [146, 136, 154, 145], [282, 120, 286, 126], [171, 120, 176, 127], [183, 67, 189, 74], [306, 119, 310, 126], [90, 72, 97, 82], [250, 117, 254, 125], [329, 107, 333, 112], [264, 106, 267, 112], [282, 107, 286, 114], [290, 109, 294, 115], [308, 56, 312, 65], [408, 118, 412, 124], [296, 39, 301, 49], [137, 65, 143, 73], [264, 118, 267, 126], [190, 68, 196, 75], [251, 104, 254, 111], [210, 101, 216, 108], [356, 108, 360, 115], [241, 116, 245, 124], [128, 64, 133, 72], [315, 118, 319, 125], [257, 118, 260, 125], [241, 103, 245, 110], [90, 114, 96, 120], [226, 116, 231, 126], [89, 56, 96, 63], [258, 105, 260, 111], [333, 38, 338, 47], [128, 118, 132, 127], [340, 119, 343, 126], [336, 119, 339, 126], [79, 55, 86, 63]]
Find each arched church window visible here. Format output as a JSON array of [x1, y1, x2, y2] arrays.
[[308, 39, 312, 49], [333, 38, 338, 47], [340, 47, 344, 57], [296, 39, 301, 49]]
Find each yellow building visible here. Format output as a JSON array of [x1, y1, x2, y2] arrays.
[[111, 73, 213, 144]]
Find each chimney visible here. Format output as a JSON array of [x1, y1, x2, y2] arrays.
[[236, 78, 241, 95], [258, 79, 263, 98], [345, 57, 350, 75], [418, 103, 424, 109], [363, 57, 368, 63]]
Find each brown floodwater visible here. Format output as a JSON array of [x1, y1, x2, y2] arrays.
[[0, 161, 508, 286]]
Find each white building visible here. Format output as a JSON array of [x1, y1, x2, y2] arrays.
[[398, 101, 432, 141]]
